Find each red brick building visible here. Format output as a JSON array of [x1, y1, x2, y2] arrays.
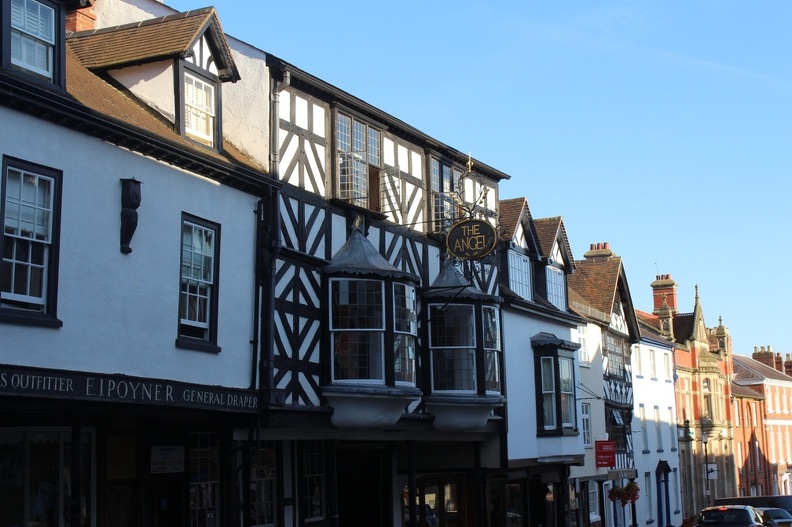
[[647, 275, 737, 519], [733, 349, 792, 495]]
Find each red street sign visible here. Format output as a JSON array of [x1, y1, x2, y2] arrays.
[[595, 440, 616, 468]]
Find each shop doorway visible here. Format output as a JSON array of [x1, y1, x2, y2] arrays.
[[336, 446, 389, 527]]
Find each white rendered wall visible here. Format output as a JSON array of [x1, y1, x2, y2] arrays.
[[1, 107, 259, 388], [631, 340, 682, 527], [569, 321, 609, 482], [223, 37, 270, 169], [93, 0, 175, 27], [108, 62, 175, 122], [501, 310, 582, 461]]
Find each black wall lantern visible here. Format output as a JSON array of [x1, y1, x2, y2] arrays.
[[120, 178, 141, 254]]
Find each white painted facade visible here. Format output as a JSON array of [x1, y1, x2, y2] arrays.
[[0, 106, 260, 387], [631, 337, 684, 527]]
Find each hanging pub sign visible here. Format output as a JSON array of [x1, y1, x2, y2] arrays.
[[446, 219, 498, 260]]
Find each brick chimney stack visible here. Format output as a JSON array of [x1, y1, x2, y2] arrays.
[[775, 352, 785, 373], [785, 354, 792, 377], [583, 242, 615, 262], [66, 4, 96, 33], [753, 346, 777, 369], [651, 274, 678, 314]]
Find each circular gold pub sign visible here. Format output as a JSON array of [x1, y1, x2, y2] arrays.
[[446, 219, 497, 260]]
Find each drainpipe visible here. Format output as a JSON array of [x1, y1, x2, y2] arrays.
[[270, 68, 291, 180]]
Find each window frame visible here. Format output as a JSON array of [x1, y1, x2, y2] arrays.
[[176, 212, 221, 352], [335, 111, 382, 210], [534, 348, 577, 436], [429, 157, 460, 231], [300, 440, 326, 522], [393, 282, 417, 385], [507, 248, 532, 301], [428, 303, 477, 393], [482, 305, 501, 393], [329, 277, 386, 384], [3, 0, 64, 86], [179, 63, 220, 149], [545, 264, 566, 310], [581, 402, 592, 447], [0, 155, 62, 327]]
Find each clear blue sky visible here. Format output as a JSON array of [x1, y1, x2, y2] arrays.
[[168, 0, 791, 357]]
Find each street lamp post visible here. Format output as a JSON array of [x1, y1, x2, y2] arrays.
[[702, 434, 711, 506]]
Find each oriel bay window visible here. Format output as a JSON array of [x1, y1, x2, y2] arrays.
[[321, 216, 422, 428], [330, 278, 417, 384], [422, 259, 505, 431], [428, 303, 502, 393], [532, 333, 579, 436], [423, 259, 504, 396]]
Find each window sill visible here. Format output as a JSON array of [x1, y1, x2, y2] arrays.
[[537, 428, 579, 438], [0, 310, 63, 328], [175, 337, 221, 354]]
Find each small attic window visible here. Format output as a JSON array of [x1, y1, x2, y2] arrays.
[[183, 71, 216, 147], [6, 0, 63, 85], [179, 32, 225, 149]]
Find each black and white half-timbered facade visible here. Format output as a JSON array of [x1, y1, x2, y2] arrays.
[[568, 243, 642, 527], [262, 54, 510, 526]]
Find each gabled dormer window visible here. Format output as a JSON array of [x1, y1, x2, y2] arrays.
[[179, 34, 222, 149], [532, 333, 579, 436], [4, 0, 62, 85], [508, 248, 532, 301], [546, 243, 567, 310]]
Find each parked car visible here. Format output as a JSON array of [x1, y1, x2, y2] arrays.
[[715, 496, 792, 515], [695, 505, 764, 527], [756, 507, 792, 527]]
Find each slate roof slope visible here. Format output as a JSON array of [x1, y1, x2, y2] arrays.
[[733, 354, 792, 383], [672, 313, 695, 345], [67, 7, 239, 81], [731, 382, 764, 399]]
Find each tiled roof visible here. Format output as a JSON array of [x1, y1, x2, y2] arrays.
[[568, 257, 622, 316], [64, 40, 264, 174], [498, 197, 526, 240], [733, 354, 792, 383], [635, 309, 668, 341], [533, 217, 575, 267], [67, 8, 239, 81]]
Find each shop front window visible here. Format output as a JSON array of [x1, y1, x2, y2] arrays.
[[0, 428, 94, 527], [189, 433, 219, 527]]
